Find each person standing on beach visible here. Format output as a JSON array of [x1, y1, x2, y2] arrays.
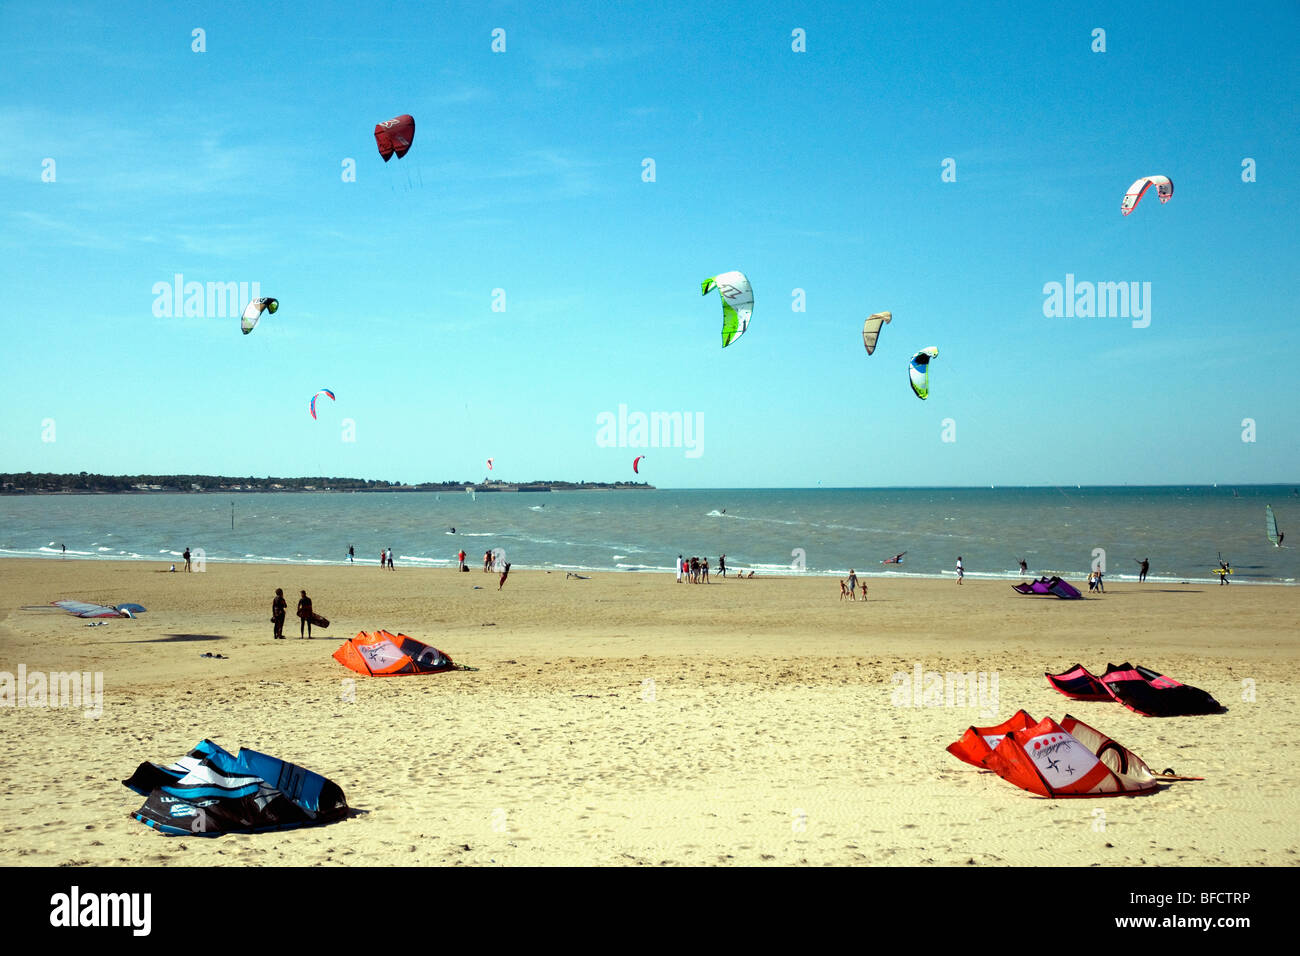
[[297, 590, 314, 638], [498, 562, 511, 590], [183, 547, 191, 572], [846, 569, 858, 599], [718, 554, 726, 578], [388, 548, 395, 570], [1137, 558, 1149, 583], [1219, 559, 1231, 585], [271, 588, 287, 639], [484, 550, 492, 572], [1019, 559, 1028, 575], [702, 557, 710, 583], [676, 554, 683, 584], [348, 546, 354, 564], [458, 548, 467, 571], [956, 556, 964, 584]]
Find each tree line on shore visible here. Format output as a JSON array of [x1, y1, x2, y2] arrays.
[[0, 473, 652, 493]]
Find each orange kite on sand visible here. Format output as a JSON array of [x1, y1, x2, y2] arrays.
[[333, 630, 458, 676], [947, 710, 1201, 797]]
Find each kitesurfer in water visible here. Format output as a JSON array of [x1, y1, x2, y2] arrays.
[[272, 588, 287, 639], [297, 590, 314, 638]]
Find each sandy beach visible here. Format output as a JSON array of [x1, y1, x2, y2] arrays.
[[0, 556, 1296, 867]]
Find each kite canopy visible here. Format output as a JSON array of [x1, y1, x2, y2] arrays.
[[310, 388, 335, 420], [486, 458, 494, 471], [1121, 175, 1173, 216], [909, 347, 938, 399], [702, 271, 753, 348], [947, 711, 1164, 797], [1045, 663, 1223, 716], [240, 297, 277, 335], [374, 114, 415, 161], [333, 630, 457, 676], [633, 455, 645, 474], [1012, 576, 1082, 599], [123, 739, 348, 836], [862, 311, 892, 356]]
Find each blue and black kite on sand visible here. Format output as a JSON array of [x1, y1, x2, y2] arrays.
[[123, 740, 348, 836]]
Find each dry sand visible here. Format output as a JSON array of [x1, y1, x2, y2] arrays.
[[1, 557, 1297, 867]]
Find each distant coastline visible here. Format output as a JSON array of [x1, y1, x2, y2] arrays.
[[0, 473, 654, 494]]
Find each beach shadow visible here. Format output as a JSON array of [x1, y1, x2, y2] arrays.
[[120, 633, 229, 644]]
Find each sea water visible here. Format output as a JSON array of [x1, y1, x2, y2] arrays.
[[1, 486, 1296, 584]]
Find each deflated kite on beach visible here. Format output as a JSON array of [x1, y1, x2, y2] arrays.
[[1012, 576, 1082, 599], [946, 710, 1192, 797], [1045, 663, 1222, 717], [333, 630, 458, 676], [123, 739, 348, 836]]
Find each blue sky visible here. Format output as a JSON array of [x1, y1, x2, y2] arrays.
[[2, 0, 1297, 488]]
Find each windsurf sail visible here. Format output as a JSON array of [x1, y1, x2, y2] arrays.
[[702, 271, 753, 348], [1266, 505, 1282, 546], [52, 600, 128, 618], [909, 347, 938, 399], [862, 312, 892, 356]]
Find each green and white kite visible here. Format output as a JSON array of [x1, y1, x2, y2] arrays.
[[702, 271, 753, 348]]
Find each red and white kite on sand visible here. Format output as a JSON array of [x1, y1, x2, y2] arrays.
[[947, 710, 1199, 797]]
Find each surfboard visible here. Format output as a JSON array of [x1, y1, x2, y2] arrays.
[[308, 612, 330, 628]]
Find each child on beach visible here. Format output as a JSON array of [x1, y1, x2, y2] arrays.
[[860, 581, 868, 600], [840, 580, 848, 601]]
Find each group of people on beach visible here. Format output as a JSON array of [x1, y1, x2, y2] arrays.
[[271, 588, 319, 639], [676, 554, 738, 582], [840, 569, 868, 600]]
